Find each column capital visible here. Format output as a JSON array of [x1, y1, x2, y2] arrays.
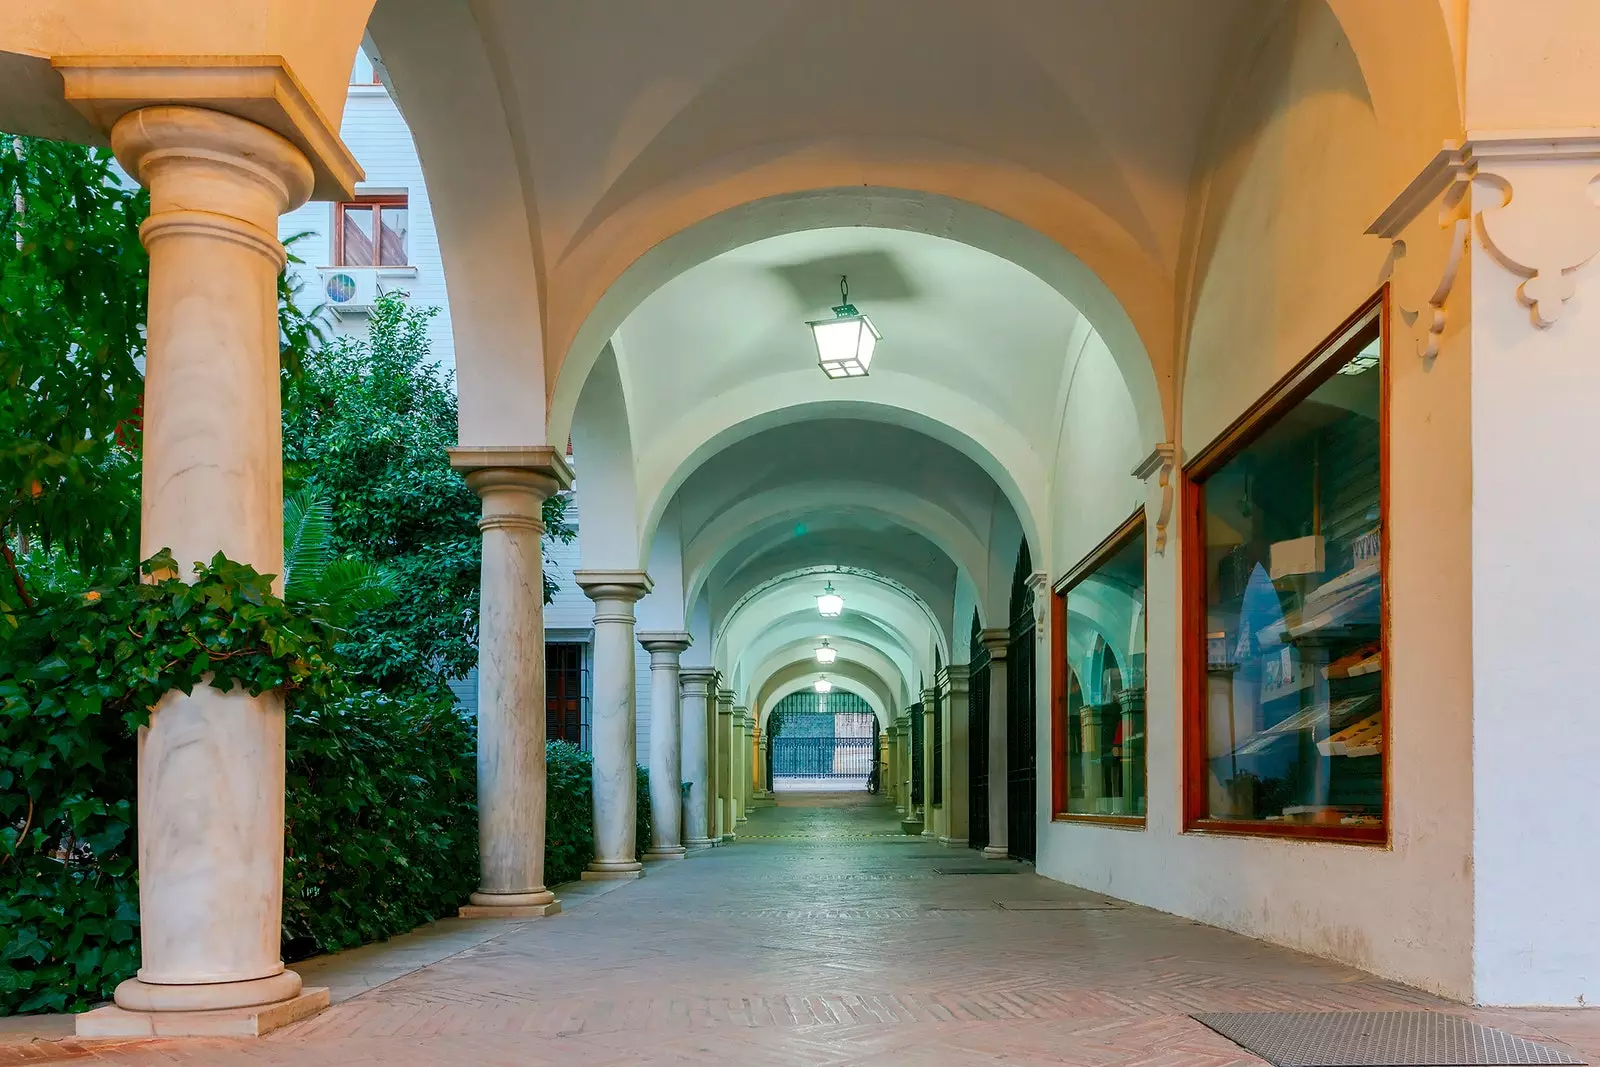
[[575, 570, 653, 603], [59, 56, 361, 201], [980, 627, 1010, 658], [938, 663, 971, 694], [680, 666, 717, 695], [638, 630, 693, 655], [921, 687, 938, 706], [450, 446, 574, 500]]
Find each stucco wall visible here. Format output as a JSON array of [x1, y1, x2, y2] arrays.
[[1035, 2, 1475, 1002]]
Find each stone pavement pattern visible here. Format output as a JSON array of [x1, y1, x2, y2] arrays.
[[8, 792, 1600, 1066]]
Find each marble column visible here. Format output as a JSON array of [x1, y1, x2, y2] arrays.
[[576, 571, 653, 880], [718, 690, 738, 840], [940, 665, 971, 847], [451, 448, 572, 919], [678, 667, 716, 850], [921, 687, 938, 838], [707, 674, 725, 841], [733, 708, 750, 825], [638, 631, 691, 861], [886, 725, 901, 810], [102, 106, 319, 1023], [981, 629, 1011, 859]]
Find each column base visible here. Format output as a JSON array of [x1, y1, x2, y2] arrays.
[[459, 900, 561, 918], [79, 988, 328, 1038], [684, 837, 715, 851], [939, 836, 969, 848], [901, 819, 924, 835], [719, 833, 736, 842], [582, 860, 644, 880], [642, 846, 688, 861], [983, 845, 1010, 860]]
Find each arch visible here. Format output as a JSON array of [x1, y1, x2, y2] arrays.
[[547, 182, 1168, 458], [641, 397, 1044, 577], [682, 480, 990, 613]]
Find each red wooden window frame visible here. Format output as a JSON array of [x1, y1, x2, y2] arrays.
[[1180, 288, 1390, 845], [1051, 509, 1148, 829], [333, 195, 409, 268]]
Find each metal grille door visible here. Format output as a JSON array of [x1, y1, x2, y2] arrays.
[[1008, 546, 1038, 862], [769, 689, 877, 788], [968, 612, 990, 852]]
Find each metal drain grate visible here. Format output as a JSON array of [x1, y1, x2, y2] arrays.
[[933, 866, 1023, 875], [1192, 1012, 1584, 1066], [994, 899, 1121, 911]]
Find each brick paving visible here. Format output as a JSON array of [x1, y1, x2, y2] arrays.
[[7, 791, 1600, 1065]]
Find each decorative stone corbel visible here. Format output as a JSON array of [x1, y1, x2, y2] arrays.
[[1372, 134, 1600, 336], [1470, 132, 1600, 328], [1024, 571, 1049, 641], [1369, 144, 1473, 359], [1132, 443, 1177, 554]]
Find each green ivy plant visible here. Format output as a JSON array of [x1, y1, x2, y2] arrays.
[[0, 551, 341, 1014]]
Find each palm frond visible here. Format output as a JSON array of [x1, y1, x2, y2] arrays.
[[283, 487, 333, 595]]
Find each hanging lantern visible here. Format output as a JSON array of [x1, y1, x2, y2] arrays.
[[807, 275, 880, 379], [815, 637, 837, 665], [814, 676, 833, 694], [816, 581, 844, 618]]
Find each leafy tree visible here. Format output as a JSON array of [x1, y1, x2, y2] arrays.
[[0, 136, 147, 610], [282, 293, 574, 697], [0, 136, 330, 613], [283, 486, 397, 627]]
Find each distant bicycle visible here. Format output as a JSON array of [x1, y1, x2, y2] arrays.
[[866, 761, 881, 795]]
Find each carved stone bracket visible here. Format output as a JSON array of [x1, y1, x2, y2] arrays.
[[1371, 133, 1600, 338], [1471, 132, 1600, 328], [1132, 443, 1177, 554], [1024, 571, 1049, 641], [1370, 144, 1472, 359]]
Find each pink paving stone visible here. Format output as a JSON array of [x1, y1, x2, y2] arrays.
[[5, 792, 1595, 1066]]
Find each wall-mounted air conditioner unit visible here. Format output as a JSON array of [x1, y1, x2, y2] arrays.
[[319, 268, 382, 317]]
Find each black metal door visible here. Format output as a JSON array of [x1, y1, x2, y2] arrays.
[[1007, 544, 1038, 862], [909, 701, 924, 806], [967, 611, 990, 852]]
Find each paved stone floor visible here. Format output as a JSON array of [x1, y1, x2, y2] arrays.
[[7, 791, 1600, 1065]]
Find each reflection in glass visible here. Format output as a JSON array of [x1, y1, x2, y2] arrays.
[[341, 205, 375, 267], [379, 206, 408, 266], [1198, 334, 1383, 829], [1061, 523, 1146, 817]]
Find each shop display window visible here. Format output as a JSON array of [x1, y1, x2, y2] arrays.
[[1183, 296, 1386, 842], [1053, 512, 1147, 825]]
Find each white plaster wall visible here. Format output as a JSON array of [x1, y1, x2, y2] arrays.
[[279, 72, 456, 374], [1035, 3, 1476, 1002]]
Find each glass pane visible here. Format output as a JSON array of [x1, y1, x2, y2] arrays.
[[340, 205, 374, 267], [1062, 526, 1147, 816], [1198, 329, 1382, 829], [379, 205, 408, 266]]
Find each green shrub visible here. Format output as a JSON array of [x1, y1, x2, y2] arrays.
[[544, 742, 593, 887], [281, 691, 477, 961], [0, 553, 341, 1015], [543, 743, 653, 887]]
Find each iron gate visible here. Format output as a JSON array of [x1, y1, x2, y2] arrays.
[[968, 611, 990, 852], [1007, 543, 1038, 862], [768, 689, 878, 783]]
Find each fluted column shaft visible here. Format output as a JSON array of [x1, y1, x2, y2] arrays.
[[639, 632, 691, 860], [679, 668, 716, 850], [982, 629, 1011, 859], [577, 571, 653, 880], [110, 106, 312, 1015]]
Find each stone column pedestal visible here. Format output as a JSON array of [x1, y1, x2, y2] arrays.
[[921, 689, 938, 838], [679, 668, 717, 850], [639, 631, 692, 861], [451, 448, 573, 918], [577, 571, 653, 880], [982, 629, 1010, 859], [76, 104, 330, 1039]]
